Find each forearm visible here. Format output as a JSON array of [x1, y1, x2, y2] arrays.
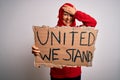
[[74, 11, 97, 27]]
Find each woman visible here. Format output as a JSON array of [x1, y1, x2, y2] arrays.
[[32, 3, 97, 80]]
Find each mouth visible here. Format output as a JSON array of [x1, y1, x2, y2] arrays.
[[65, 19, 72, 23], [63, 20, 72, 26]]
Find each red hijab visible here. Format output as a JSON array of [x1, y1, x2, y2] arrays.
[[57, 3, 76, 27]]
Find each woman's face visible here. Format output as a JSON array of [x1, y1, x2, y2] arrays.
[[62, 11, 74, 26]]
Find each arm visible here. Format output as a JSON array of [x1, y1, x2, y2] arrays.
[[62, 5, 97, 27], [74, 11, 97, 27]]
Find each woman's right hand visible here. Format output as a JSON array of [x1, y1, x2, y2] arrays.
[[32, 45, 40, 56]]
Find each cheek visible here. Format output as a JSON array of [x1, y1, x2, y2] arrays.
[[63, 15, 67, 20]]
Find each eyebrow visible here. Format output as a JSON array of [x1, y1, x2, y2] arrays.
[[63, 11, 73, 17]]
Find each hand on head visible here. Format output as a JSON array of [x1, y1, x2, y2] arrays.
[[62, 5, 76, 15]]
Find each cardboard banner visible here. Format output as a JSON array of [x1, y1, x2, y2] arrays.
[[33, 26, 98, 68]]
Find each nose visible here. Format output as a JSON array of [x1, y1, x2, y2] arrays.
[[66, 14, 71, 19]]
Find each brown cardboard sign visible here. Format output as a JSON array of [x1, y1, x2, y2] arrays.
[[33, 26, 98, 68]]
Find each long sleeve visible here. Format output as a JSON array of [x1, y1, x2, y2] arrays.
[[74, 11, 97, 27]]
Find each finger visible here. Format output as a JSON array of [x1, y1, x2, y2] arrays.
[[32, 51, 40, 56], [32, 45, 39, 50], [62, 7, 66, 11], [63, 5, 72, 10], [63, 5, 76, 10], [63, 5, 71, 8], [62, 6, 72, 13], [32, 52, 39, 56], [32, 49, 40, 53], [62, 6, 69, 10], [62, 7, 70, 13]]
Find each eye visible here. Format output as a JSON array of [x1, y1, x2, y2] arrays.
[[70, 14, 73, 17], [63, 12, 68, 16]]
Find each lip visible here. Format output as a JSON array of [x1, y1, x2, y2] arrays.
[[65, 19, 71, 23]]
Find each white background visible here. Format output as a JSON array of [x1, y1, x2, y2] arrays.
[[0, 0, 120, 80]]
